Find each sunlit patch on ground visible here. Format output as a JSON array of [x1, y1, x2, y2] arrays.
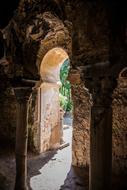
[[30, 117, 72, 190]]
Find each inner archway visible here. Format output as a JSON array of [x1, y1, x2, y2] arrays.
[[38, 47, 72, 153]]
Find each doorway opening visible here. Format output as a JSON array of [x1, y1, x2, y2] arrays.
[[38, 47, 73, 153], [30, 47, 73, 189]]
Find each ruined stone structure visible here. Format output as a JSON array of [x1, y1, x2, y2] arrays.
[[0, 0, 127, 190]]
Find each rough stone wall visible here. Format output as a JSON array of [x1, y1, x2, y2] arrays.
[[71, 74, 127, 175], [72, 83, 91, 167], [1, 0, 72, 80], [112, 78, 127, 175], [65, 0, 109, 67], [68, 70, 91, 167]]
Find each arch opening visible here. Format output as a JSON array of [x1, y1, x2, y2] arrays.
[[38, 47, 73, 153]]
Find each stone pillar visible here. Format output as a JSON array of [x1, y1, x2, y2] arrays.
[[14, 87, 32, 190], [39, 82, 60, 152], [68, 69, 91, 167], [89, 77, 115, 190]]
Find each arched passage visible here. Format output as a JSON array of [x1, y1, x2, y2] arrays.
[[38, 47, 70, 152], [30, 48, 74, 190]]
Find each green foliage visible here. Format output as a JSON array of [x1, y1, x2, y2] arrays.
[[59, 93, 73, 112], [59, 59, 73, 112], [60, 59, 69, 83], [59, 93, 68, 111], [66, 99, 73, 112]]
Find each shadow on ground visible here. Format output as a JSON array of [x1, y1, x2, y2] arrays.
[[60, 166, 127, 190], [28, 150, 57, 190], [60, 166, 89, 190], [0, 143, 57, 190]]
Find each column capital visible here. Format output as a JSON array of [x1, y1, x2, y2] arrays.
[[14, 87, 32, 103]]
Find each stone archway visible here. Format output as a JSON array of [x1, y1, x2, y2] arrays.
[[38, 47, 69, 153]]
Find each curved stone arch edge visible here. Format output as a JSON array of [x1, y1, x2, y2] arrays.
[[35, 45, 72, 85]]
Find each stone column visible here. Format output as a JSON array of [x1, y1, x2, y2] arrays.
[[39, 82, 60, 152], [68, 69, 91, 167], [89, 77, 115, 190], [14, 87, 32, 190]]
